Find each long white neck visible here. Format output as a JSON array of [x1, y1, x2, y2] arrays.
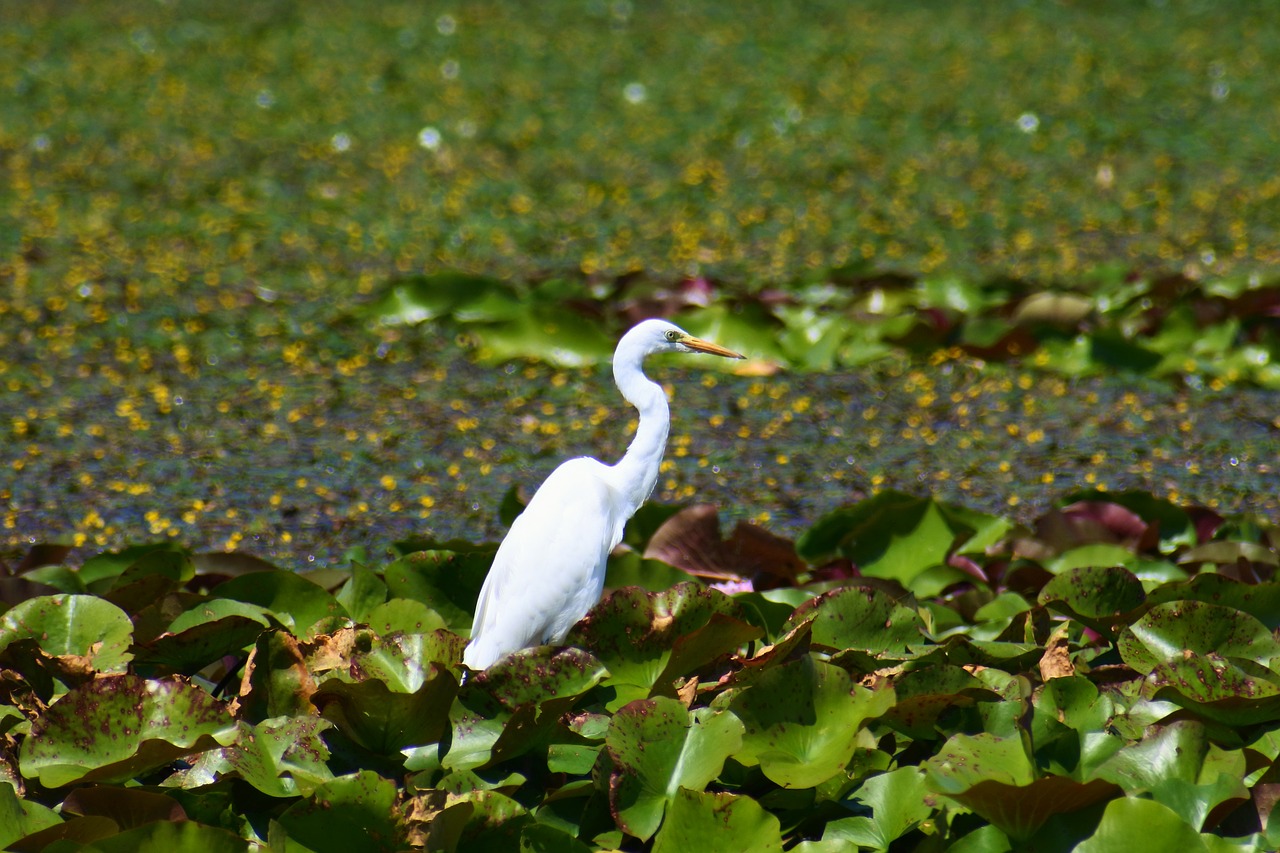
[[608, 342, 670, 515]]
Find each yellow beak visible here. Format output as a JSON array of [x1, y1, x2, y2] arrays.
[[682, 335, 746, 359]]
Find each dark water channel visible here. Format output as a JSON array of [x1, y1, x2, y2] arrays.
[[3, 337, 1276, 569]]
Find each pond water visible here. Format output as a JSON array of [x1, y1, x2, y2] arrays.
[[3, 335, 1275, 569]]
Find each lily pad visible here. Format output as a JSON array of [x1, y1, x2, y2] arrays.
[[880, 665, 1002, 739], [729, 657, 895, 788], [471, 306, 616, 367], [0, 594, 134, 675], [383, 550, 491, 630], [569, 584, 745, 703], [20, 675, 239, 788], [33, 819, 250, 852], [1090, 717, 1249, 829], [370, 272, 506, 325], [1144, 655, 1280, 726], [1143, 576, 1280, 630], [239, 630, 322, 722], [313, 666, 457, 753], [651, 788, 783, 853], [0, 783, 61, 849], [477, 646, 609, 710], [212, 571, 346, 635], [181, 716, 336, 797], [362, 598, 448, 636], [822, 767, 932, 849], [275, 770, 404, 853], [782, 585, 923, 657], [335, 560, 390, 623], [796, 491, 962, 585], [1072, 796, 1208, 853], [1117, 600, 1280, 674], [926, 733, 1121, 840], [606, 696, 744, 841], [1038, 565, 1145, 634], [138, 600, 278, 673]]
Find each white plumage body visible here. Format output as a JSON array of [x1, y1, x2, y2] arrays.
[[463, 458, 623, 668], [461, 319, 743, 670]]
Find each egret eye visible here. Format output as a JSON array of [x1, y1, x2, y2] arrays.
[[665, 330, 680, 342]]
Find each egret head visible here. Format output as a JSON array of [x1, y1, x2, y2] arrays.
[[624, 319, 745, 360]]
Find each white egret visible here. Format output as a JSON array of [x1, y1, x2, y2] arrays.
[[462, 319, 744, 670]]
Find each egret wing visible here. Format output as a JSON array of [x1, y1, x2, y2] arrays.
[[464, 458, 623, 669]]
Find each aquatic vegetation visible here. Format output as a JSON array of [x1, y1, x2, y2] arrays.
[[1, 494, 1277, 849]]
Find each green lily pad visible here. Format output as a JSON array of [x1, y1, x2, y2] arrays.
[[1038, 565, 1145, 632], [181, 716, 336, 797], [313, 666, 457, 754], [427, 788, 531, 852], [77, 544, 190, 590], [782, 585, 923, 657], [880, 665, 1001, 739], [478, 646, 609, 710], [0, 594, 134, 674], [1094, 719, 1209, 793], [1045, 544, 1140, 575], [1073, 796, 1208, 853], [442, 699, 509, 773], [212, 571, 346, 635], [822, 767, 932, 849], [383, 550, 490, 631], [471, 306, 616, 367], [654, 614, 763, 688], [568, 584, 745, 703], [1150, 772, 1250, 833], [943, 824, 1014, 853], [651, 789, 783, 853], [674, 302, 790, 365], [1088, 332, 1163, 373], [167, 598, 278, 634], [138, 600, 278, 673], [1178, 540, 1280, 572], [111, 547, 195, 590], [324, 630, 433, 692], [29, 818, 250, 852], [730, 657, 895, 788], [777, 307, 852, 370], [239, 630, 321, 721], [604, 552, 701, 592], [369, 272, 506, 325], [797, 491, 962, 585], [20, 675, 239, 787], [1143, 576, 1280, 630], [1036, 675, 1115, 734], [482, 697, 585, 768], [1144, 655, 1280, 726], [335, 560, 389, 623], [926, 733, 1121, 840], [546, 741, 602, 776], [1117, 600, 1280, 674], [1, 815, 121, 850], [519, 822, 594, 853], [362, 598, 448, 636], [0, 782, 62, 849], [606, 696, 744, 841], [275, 770, 404, 852]]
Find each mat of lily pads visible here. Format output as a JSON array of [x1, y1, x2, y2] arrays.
[[2, 493, 1279, 850]]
